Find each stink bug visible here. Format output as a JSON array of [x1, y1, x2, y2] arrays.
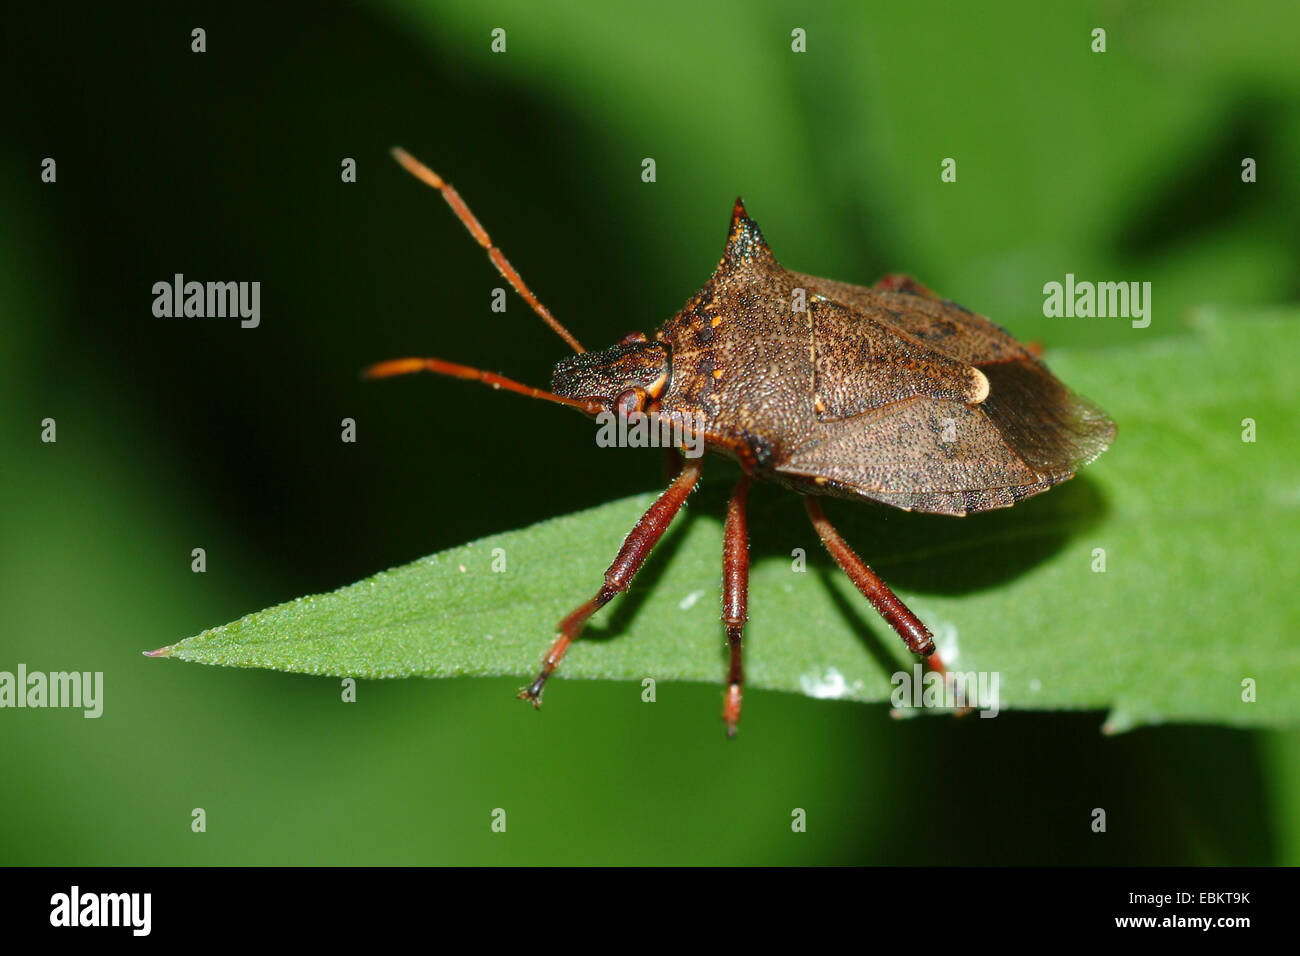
[[369, 148, 1116, 736]]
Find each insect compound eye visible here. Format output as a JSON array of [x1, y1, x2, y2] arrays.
[[614, 388, 647, 419]]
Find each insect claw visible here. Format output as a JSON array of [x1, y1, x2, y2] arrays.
[[924, 653, 976, 717], [722, 684, 743, 739], [517, 687, 543, 708], [517, 675, 548, 708]]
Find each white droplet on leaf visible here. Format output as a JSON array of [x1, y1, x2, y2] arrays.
[[678, 589, 705, 611], [800, 667, 855, 699]]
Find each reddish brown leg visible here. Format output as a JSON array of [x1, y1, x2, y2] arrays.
[[804, 497, 949, 680], [520, 459, 703, 706], [663, 446, 684, 483], [721, 475, 752, 738]]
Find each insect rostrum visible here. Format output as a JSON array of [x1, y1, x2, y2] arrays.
[[369, 148, 1116, 737]]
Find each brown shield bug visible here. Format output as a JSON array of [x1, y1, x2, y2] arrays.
[[369, 148, 1116, 736]]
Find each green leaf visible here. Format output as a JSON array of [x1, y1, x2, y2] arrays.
[[151, 309, 1299, 731]]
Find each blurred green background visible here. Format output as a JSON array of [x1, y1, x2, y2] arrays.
[[2, 0, 1298, 864]]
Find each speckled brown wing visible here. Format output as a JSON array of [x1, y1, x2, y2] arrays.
[[775, 356, 1115, 515], [778, 275, 1115, 515], [789, 271, 1033, 367], [807, 294, 989, 420]]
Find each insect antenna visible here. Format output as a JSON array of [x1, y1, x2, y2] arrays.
[[363, 356, 604, 416], [389, 147, 586, 354]]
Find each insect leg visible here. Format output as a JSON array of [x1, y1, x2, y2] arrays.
[[721, 474, 752, 737], [519, 458, 704, 707], [803, 497, 949, 680]]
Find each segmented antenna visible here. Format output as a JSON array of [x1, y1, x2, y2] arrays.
[[363, 356, 603, 416], [390, 147, 585, 354]]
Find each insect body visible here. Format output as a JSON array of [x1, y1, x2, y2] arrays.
[[371, 148, 1116, 736]]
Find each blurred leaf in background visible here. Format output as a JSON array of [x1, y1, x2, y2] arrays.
[[1, 0, 1298, 864]]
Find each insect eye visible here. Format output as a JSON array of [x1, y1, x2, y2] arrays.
[[614, 388, 646, 417]]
